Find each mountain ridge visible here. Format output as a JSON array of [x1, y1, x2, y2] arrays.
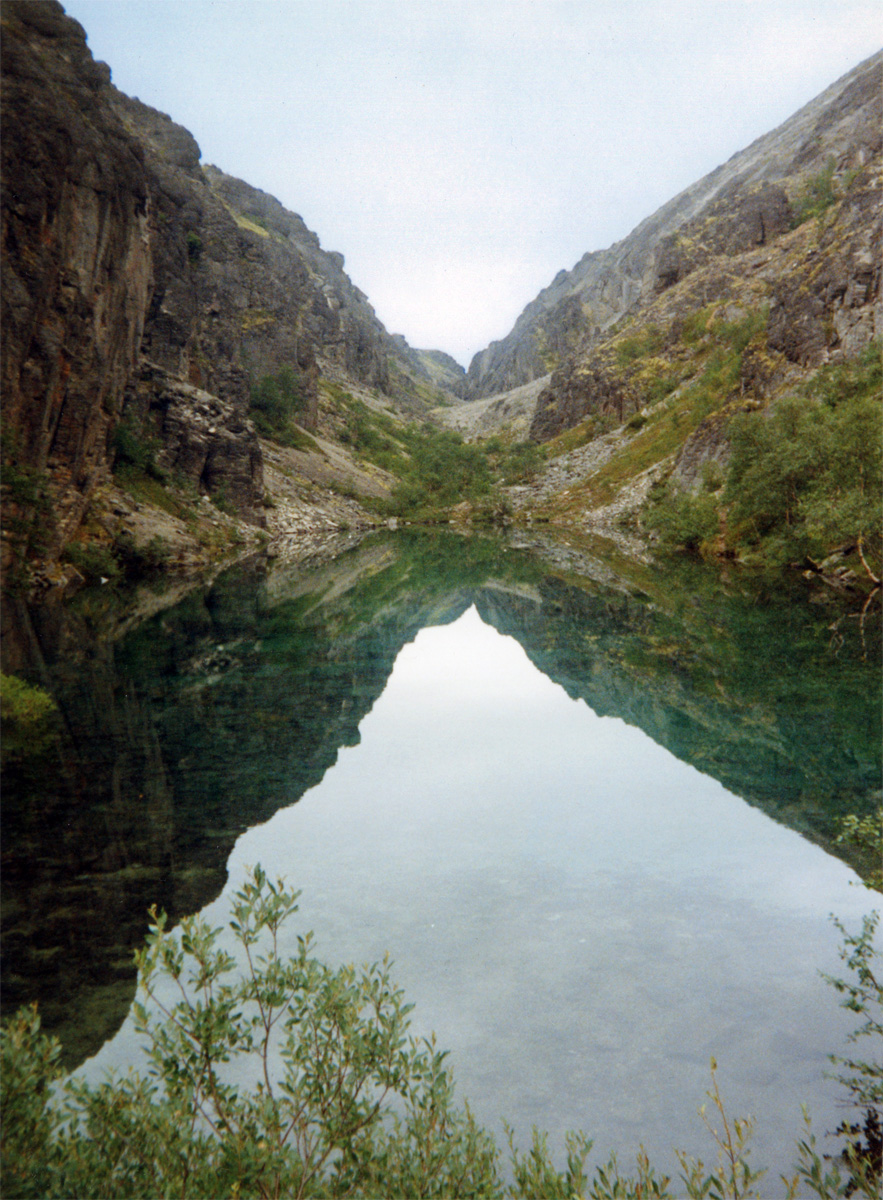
[[464, 48, 882, 400], [1, 0, 466, 588], [1, 1, 879, 595]]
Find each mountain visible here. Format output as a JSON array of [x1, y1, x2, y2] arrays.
[[464, 51, 882, 403], [1, 0, 465, 587], [442, 52, 880, 573], [1, 1, 879, 594]]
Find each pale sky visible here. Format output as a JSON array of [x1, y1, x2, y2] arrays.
[[62, 0, 881, 367]]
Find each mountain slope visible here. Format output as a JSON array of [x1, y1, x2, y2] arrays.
[[1, 0, 465, 588], [465, 51, 882, 401]]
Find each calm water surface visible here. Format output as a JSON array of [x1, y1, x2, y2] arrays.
[[75, 586, 878, 1185]]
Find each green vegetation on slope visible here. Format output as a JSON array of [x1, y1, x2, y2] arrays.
[[649, 343, 882, 574], [1, 867, 880, 1199], [318, 382, 544, 522], [0, 674, 57, 758], [538, 308, 770, 520], [249, 365, 312, 446]]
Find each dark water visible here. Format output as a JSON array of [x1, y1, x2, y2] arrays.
[[2, 529, 880, 1180]]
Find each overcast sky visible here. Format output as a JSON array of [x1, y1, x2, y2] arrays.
[[63, 1, 881, 367]]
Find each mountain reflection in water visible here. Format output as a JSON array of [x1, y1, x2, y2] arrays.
[[2, 530, 880, 1171]]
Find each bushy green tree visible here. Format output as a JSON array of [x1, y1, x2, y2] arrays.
[[819, 911, 882, 1197], [725, 348, 882, 571], [646, 487, 720, 554], [2, 868, 880, 1199], [251, 366, 307, 440], [1, 867, 500, 1199]]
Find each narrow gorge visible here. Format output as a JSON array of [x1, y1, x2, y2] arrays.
[[1, 4, 881, 1197]]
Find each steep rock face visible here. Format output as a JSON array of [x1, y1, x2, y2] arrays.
[[398, 344, 468, 397], [652, 182, 792, 294], [112, 83, 465, 428], [2, 1, 459, 577], [467, 50, 882, 402], [196, 163, 397, 400], [1, 1, 152, 559], [126, 362, 265, 523], [0, 1, 265, 561], [530, 122, 882, 445]]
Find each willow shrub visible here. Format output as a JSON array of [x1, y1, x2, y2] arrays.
[[1, 867, 880, 1199], [724, 346, 882, 570]]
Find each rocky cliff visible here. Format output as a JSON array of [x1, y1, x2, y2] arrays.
[[1, 1, 153, 561], [465, 51, 882, 402], [1, 0, 461, 588]]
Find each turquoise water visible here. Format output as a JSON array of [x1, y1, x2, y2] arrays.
[[75, 591, 879, 1185]]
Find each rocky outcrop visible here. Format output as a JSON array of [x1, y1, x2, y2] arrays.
[[402, 345, 468, 397], [652, 183, 792, 294], [467, 50, 882, 402], [124, 362, 265, 523], [1, 1, 152, 560], [768, 173, 882, 366], [529, 144, 881, 447]]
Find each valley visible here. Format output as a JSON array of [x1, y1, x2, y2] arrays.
[[1, 2, 880, 605], [1, 5, 881, 1197]]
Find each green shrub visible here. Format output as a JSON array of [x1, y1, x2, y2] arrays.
[[390, 427, 495, 515], [820, 910, 883, 1196], [724, 350, 882, 570], [111, 415, 168, 483], [250, 365, 308, 440], [62, 541, 122, 585], [806, 342, 882, 409], [1, 867, 500, 1199], [680, 307, 715, 346], [1, 870, 880, 1199], [615, 324, 664, 366], [0, 674, 57, 759], [63, 533, 173, 586], [0, 442, 56, 573], [836, 809, 883, 893], [791, 159, 838, 227], [0, 674, 56, 727], [483, 439, 545, 484], [113, 532, 171, 578], [645, 486, 720, 553], [709, 306, 769, 356], [641, 368, 684, 406]]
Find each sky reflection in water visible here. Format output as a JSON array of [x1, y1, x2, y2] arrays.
[[86, 604, 876, 1183]]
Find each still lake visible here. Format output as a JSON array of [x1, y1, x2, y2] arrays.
[[3, 530, 880, 1186]]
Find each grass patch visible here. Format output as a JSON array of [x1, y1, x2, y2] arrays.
[[241, 308, 276, 331], [113, 466, 194, 522], [546, 413, 618, 457], [577, 391, 710, 507], [269, 425, 323, 455], [615, 323, 664, 366]]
